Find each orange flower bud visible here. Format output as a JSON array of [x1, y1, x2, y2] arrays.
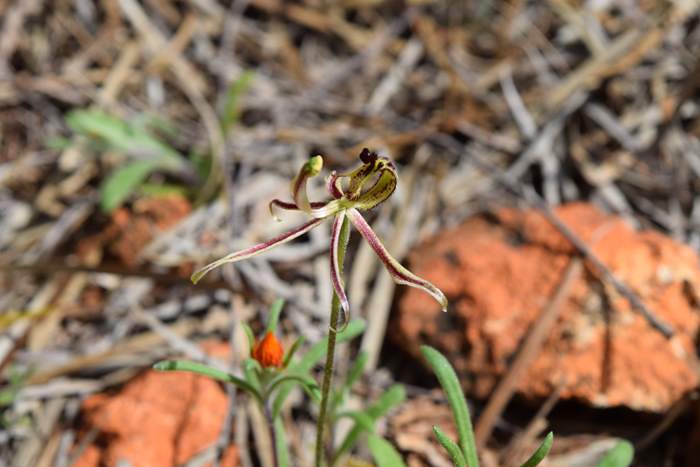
[[252, 331, 284, 368]]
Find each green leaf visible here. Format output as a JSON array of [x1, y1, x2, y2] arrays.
[[67, 109, 184, 168], [334, 410, 376, 433], [367, 384, 406, 418], [100, 160, 161, 212], [367, 434, 407, 467], [274, 416, 291, 467], [272, 319, 365, 418], [596, 440, 634, 467], [221, 71, 254, 134], [67, 110, 130, 148], [153, 360, 262, 403], [332, 384, 406, 464], [242, 323, 255, 354], [421, 345, 478, 467], [265, 372, 319, 399], [433, 426, 467, 467], [266, 298, 285, 333], [520, 432, 553, 467], [243, 358, 262, 393], [344, 351, 368, 391], [283, 336, 305, 368]]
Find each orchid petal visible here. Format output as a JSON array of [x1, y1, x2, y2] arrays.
[[346, 208, 448, 311], [337, 150, 379, 200], [330, 210, 350, 325], [268, 199, 333, 221], [348, 157, 397, 211], [191, 218, 324, 284], [291, 155, 323, 214], [326, 171, 344, 199]]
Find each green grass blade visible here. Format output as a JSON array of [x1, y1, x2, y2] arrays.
[[367, 434, 407, 467], [519, 432, 553, 467], [153, 360, 261, 403], [433, 426, 467, 467], [596, 440, 634, 467], [266, 298, 285, 333], [421, 345, 478, 467]]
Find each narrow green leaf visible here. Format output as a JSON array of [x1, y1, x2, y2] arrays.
[[101, 160, 161, 212], [367, 384, 406, 418], [421, 345, 478, 467], [283, 336, 305, 368], [67, 110, 130, 148], [272, 319, 365, 418], [334, 410, 376, 433], [274, 417, 291, 467], [344, 351, 368, 391], [242, 323, 255, 354], [266, 298, 285, 333], [520, 432, 553, 467], [67, 109, 185, 168], [367, 434, 407, 467], [433, 426, 467, 467], [265, 372, 319, 399], [243, 358, 262, 393], [332, 385, 406, 463], [221, 71, 254, 134], [596, 440, 634, 467], [153, 360, 261, 403]]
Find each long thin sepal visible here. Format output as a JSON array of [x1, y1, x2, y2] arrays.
[[347, 208, 448, 311], [330, 211, 350, 324], [191, 218, 324, 283]]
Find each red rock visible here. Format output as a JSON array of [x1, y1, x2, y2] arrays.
[[76, 194, 191, 267], [73, 342, 237, 467], [395, 203, 700, 412]]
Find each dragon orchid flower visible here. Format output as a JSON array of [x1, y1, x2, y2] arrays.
[[191, 149, 448, 319]]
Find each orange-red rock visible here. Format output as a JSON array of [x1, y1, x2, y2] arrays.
[[76, 194, 191, 267], [73, 342, 237, 467], [396, 203, 700, 412]]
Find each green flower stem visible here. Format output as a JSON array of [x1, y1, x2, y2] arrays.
[[315, 214, 350, 467]]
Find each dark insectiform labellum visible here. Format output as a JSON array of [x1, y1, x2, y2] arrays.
[[359, 147, 378, 164]]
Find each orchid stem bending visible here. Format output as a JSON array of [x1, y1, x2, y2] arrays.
[[315, 215, 350, 467]]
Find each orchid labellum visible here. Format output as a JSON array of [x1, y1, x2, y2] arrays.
[[191, 149, 448, 321]]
